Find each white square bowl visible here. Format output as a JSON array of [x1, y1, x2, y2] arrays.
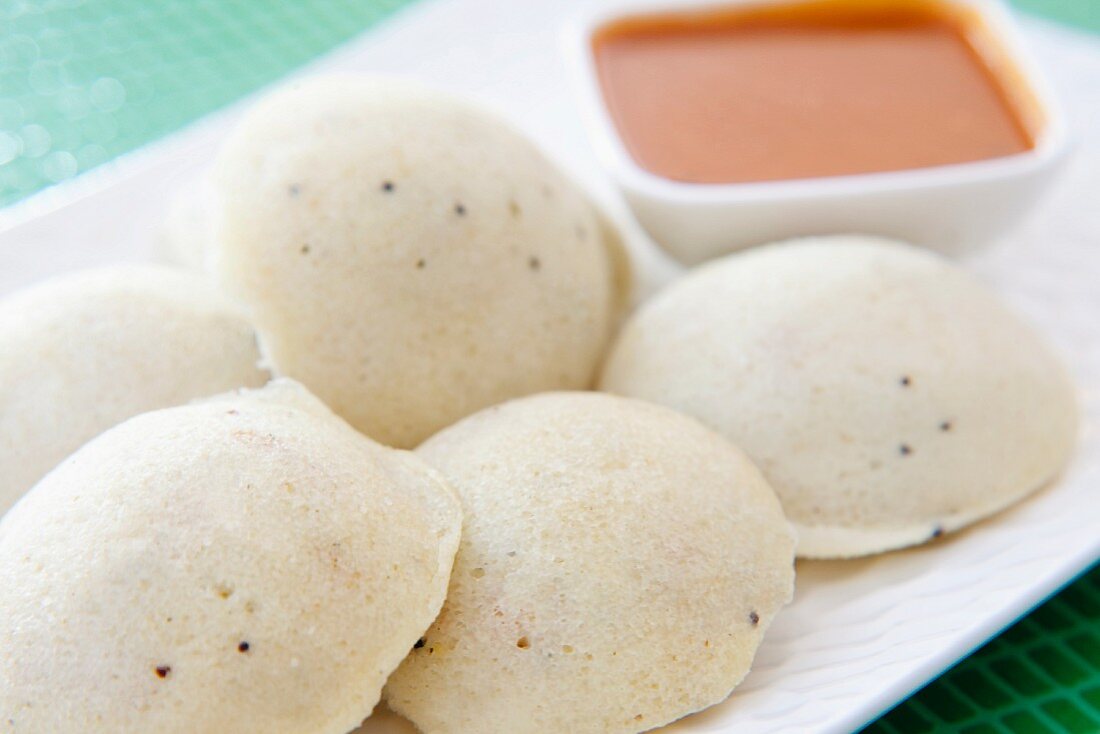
[[565, 0, 1071, 265]]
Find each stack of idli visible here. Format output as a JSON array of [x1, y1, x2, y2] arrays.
[[0, 73, 1080, 734]]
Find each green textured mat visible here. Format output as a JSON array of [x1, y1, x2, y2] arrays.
[[0, 0, 420, 205], [1014, 0, 1100, 33], [0, 1, 1098, 733], [866, 563, 1100, 734], [1, 0, 1097, 208]]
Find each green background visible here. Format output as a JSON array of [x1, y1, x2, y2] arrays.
[[1, 0, 1098, 207], [0, 1, 1097, 732]]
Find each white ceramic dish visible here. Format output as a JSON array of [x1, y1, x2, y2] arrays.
[[0, 1, 1097, 732], [565, 0, 1072, 264]]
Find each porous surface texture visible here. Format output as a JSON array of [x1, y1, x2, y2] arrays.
[[0, 265, 268, 514], [600, 237, 1079, 558], [0, 380, 462, 734], [386, 391, 795, 734], [213, 76, 628, 448]]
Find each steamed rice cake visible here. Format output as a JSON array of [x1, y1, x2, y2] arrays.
[[0, 265, 268, 514], [600, 236, 1078, 558], [212, 76, 629, 448], [0, 380, 461, 733], [385, 391, 794, 733]]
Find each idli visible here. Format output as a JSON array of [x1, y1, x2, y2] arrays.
[[0, 380, 462, 734], [212, 76, 630, 448], [158, 172, 217, 271], [385, 391, 794, 734], [600, 236, 1078, 558], [0, 265, 268, 514]]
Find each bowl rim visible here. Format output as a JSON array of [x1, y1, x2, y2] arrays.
[[563, 0, 1071, 205]]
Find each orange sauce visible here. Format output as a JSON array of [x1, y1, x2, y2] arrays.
[[593, 0, 1036, 184]]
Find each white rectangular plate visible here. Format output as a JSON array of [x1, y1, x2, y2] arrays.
[[1, 2, 1097, 732]]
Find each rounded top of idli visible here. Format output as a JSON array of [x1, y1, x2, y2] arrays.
[[601, 236, 1078, 558], [0, 265, 268, 514], [0, 263, 253, 328], [385, 391, 794, 734], [212, 76, 630, 447], [0, 379, 461, 734]]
